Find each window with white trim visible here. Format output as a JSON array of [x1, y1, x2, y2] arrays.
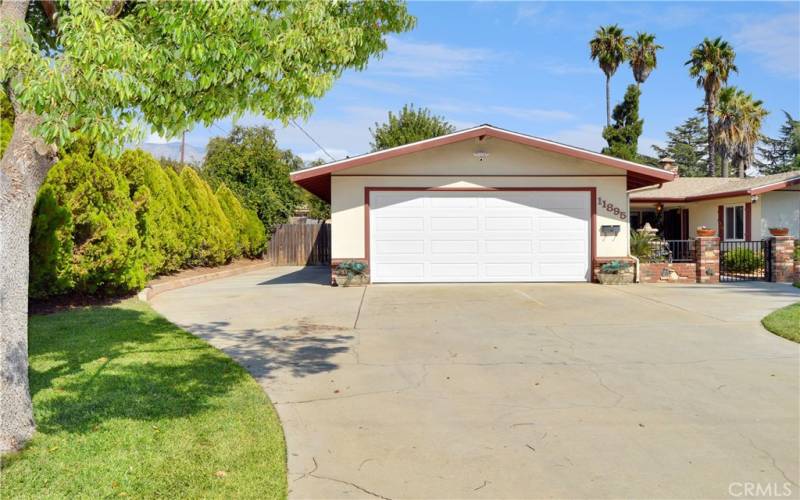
[[724, 204, 745, 241]]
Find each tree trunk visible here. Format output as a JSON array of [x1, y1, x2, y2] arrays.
[[0, 111, 58, 453], [605, 75, 611, 128], [721, 157, 729, 178], [738, 159, 745, 178], [706, 103, 716, 177]]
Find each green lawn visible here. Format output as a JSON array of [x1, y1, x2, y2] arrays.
[[2, 300, 286, 498], [762, 302, 800, 344]]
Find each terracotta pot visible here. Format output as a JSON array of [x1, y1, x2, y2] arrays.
[[696, 228, 716, 237], [769, 227, 789, 236]]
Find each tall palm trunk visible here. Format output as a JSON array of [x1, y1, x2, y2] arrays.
[[738, 158, 745, 178], [721, 157, 729, 178], [0, 108, 57, 453], [706, 101, 716, 177], [605, 74, 611, 127]]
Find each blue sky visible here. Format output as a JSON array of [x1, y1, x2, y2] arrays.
[[147, 1, 800, 163]]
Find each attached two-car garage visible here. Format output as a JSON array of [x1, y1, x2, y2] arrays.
[[290, 124, 676, 284], [369, 190, 591, 282]]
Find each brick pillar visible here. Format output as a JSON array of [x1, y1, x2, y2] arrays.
[[770, 236, 796, 283], [695, 236, 720, 284]]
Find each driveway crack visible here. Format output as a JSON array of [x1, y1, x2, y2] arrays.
[[739, 432, 798, 487], [309, 472, 393, 500]]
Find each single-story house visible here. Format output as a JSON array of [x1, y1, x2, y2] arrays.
[[291, 124, 674, 283], [629, 164, 800, 241]]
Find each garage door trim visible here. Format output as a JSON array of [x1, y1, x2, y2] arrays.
[[364, 187, 597, 281]]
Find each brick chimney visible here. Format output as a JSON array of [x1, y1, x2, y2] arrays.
[[658, 157, 679, 176]]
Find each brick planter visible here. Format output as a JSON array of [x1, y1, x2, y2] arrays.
[[639, 262, 696, 283], [592, 257, 636, 283]]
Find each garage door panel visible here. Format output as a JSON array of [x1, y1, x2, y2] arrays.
[[485, 240, 533, 254], [374, 262, 426, 280], [374, 240, 425, 255], [430, 217, 479, 231], [430, 263, 479, 280], [485, 217, 533, 231], [374, 216, 425, 232], [485, 262, 534, 279], [370, 191, 590, 283], [431, 240, 479, 254], [540, 240, 584, 253]]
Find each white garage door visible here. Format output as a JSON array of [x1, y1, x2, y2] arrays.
[[369, 190, 591, 283]]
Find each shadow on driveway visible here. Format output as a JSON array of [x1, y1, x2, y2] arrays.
[[183, 319, 352, 380], [257, 266, 330, 286]]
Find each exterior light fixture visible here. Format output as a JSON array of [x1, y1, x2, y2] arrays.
[[473, 151, 490, 161], [751, 194, 759, 203]]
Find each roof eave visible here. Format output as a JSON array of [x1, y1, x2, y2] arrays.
[[290, 125, 675, 194]]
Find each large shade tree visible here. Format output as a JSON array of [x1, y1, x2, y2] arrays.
[[715, 87, 768, 178], [686, 37, 738, 177], [0, 0, 414, 453], [652, 115, 708, 177], [756, 111, 800, 174], [589, 25, 630, 127]]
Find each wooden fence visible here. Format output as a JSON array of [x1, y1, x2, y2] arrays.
[[266, 223, 331, 266]]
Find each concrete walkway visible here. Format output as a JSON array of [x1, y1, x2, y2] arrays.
[[150, 267, 800, 499]]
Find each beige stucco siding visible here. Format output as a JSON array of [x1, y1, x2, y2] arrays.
[[330, 139, 631, 260], [686, 196, 759, 239], [760, 191, 800, 238]]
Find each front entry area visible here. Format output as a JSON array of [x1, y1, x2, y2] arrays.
[[368, 190, 591, 283]]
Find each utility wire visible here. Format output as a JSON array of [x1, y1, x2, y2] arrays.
[[291, 119, 337, 161]]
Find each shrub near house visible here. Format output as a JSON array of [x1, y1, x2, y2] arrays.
[[29, 149, 266, 299]]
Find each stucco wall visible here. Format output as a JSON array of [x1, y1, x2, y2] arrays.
[[330, 139, 631, 260], [686, 195, 761, 239], [760, 190, 800, 238]]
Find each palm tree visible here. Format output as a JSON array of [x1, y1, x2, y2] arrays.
[[686, 37, 738, 177], [590, 25, 630, 127], [715, 87, 768, 178], [628, 32, 663, 88]]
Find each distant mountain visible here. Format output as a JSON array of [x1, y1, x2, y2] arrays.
[[133, 142, 206, 164]]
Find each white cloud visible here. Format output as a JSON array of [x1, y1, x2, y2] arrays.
[[515, 2, 547, 24], [733, 13, 800, 78], [374, 36, 497, 78], [537, 62, 596, 76], [427, 101, 575, 123]]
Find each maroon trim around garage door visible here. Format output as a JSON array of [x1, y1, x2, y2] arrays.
[[363, 187, 597, 280]]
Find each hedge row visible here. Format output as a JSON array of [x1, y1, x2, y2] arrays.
[[29, 149, 266, 298]]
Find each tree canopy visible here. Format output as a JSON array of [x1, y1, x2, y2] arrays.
[[602, 84, 643, 162], [203, 126, 303, 232], [652, 115, 709, 177], [370, 104, 456, 151], [1, 1, 415, 153], [756, 112, 800, 175]]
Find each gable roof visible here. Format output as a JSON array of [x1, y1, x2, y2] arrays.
[[630, 170, 800, 202], [291, 124, 676, 202]]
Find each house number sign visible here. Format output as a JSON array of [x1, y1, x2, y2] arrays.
[[597, 196, 627, 220]]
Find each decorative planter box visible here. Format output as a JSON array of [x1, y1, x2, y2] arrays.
[[597, 271, 634, 285]]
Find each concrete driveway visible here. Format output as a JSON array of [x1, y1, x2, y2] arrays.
[[150, 267, 800, 499]]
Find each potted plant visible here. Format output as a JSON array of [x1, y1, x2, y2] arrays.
[[597, 260, 634, 285], [769, 227, 789, 236], [696, 226, 716, 237], [334, 260, 369, 286]]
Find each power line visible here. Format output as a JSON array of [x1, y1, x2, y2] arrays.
[[291, 119, 337, 161]]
